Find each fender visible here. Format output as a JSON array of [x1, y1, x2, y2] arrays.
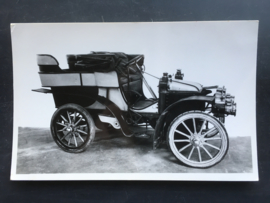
[[153, 95, 214, 149], [96, 95, 133, 137], [32, 88, 133, 137]]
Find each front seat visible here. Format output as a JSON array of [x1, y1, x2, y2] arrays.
[[119, 74, 157, 110]]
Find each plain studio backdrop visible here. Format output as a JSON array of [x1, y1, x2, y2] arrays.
[[12, 21, 258, 140]]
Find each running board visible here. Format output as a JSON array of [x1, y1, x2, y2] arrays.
[[32, 88, 52, 94]]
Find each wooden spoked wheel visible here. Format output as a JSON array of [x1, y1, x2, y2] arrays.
[[167, 111, 228, 168], [50, 104, 95, 153]]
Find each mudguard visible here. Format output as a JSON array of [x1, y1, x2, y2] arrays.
[[96, 96, 133, 137], [153, 95, 214, 149]]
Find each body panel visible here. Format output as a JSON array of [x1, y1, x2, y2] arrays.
[[39, 73, 81, 87], [168, 79, 202, 92]]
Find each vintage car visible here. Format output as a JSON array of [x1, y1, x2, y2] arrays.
[[33, 52, 236, 168]]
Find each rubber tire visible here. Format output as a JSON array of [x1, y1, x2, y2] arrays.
[[50, 103, 95, 153], [167, 111, 229, 168]]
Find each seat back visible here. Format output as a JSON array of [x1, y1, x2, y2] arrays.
[[120, 74, 146, 105], [37, 54, 62, 72]]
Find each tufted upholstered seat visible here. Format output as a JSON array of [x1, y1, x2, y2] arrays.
[[119, 74, 157, 110]]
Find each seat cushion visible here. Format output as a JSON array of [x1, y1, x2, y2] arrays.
[[131, 99, 158, 110]]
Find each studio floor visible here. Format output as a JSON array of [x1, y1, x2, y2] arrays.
[[16, 127, 253, 174]]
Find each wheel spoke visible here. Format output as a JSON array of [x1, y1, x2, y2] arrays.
[[73, 111, 77, 122], [182, 121, 193, 135], [174, 139, 190, 143], [73, 133, 78, 147], [198, 120, 206, 134], [204, 137, 222, 141], [68, 137, 71, 146], [179, 143, 192, 152], [203, 142, 220, 151], [76, 124, 87, 128], [77, 129, 88, 135], [61, 132, 71, 141], [197, 147, 202, 162], [57, 126, 67, 132], [202, 127, 217, 137], [76, 132, 85, 142], [60, 115, 68, 123], [56, 122, 66, 127], [67, 111, 71, 123], [193, 118, 197, 134], [175, 130, 191, 138], [74, 116, 83, 126], [201, 145, 213, 159], [188, 146, 195, 160]]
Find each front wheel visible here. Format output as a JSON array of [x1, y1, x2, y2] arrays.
[[167, 111, 229, 168], [50, 103, 95, 153]]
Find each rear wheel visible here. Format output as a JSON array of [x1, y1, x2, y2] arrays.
[[50, 103, 95, 153], [167, 111, 228, 168]]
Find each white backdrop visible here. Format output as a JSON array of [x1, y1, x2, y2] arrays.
[[12, 21, 258, 139]]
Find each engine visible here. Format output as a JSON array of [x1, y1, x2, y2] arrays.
[[213, 86, 237, 116], [162, 70, 203, 92], [158, 69, 237, 117], [158, 70, 204, 113]]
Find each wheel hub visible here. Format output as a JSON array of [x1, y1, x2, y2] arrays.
[[66, 123, 76, 132], [191, 134, 203, 147]]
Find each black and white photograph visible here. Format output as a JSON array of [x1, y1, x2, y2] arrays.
[[11, 21, 258, 181]]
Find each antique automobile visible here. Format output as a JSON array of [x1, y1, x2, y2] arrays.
[[33, 52, 236, 168]]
